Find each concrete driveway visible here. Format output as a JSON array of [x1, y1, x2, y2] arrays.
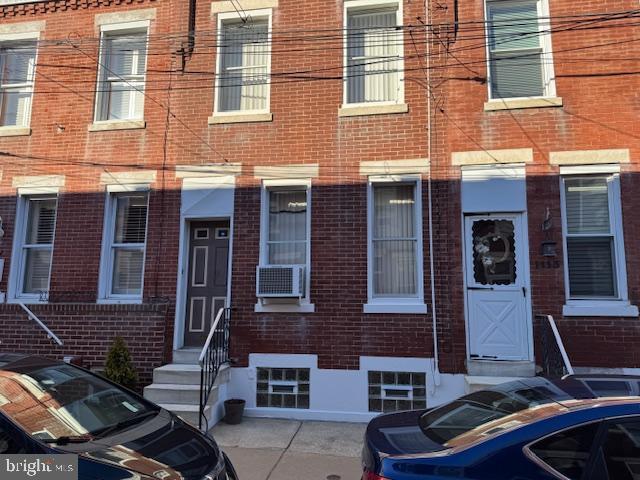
[[211, 418, 367, 480]]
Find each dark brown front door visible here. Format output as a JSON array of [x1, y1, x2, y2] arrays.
[[183, 220, 230, 347]]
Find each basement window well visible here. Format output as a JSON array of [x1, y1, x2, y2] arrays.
[[256, 368, 310, 409], [368, 371, 426, 413]]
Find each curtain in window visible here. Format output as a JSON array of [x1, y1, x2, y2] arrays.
[[0, 43, 36, 127], [564, 177, 616, 298], [487, 1, 545, 99], [22, 198, 57, 295], [373, 184, 417, 296], [268, 190, 307, 265], [112, 193, 148, 295], [219, 20, 269, 112], [346, 8, 400, 104]]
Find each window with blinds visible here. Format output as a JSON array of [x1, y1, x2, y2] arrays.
[[371, 183, 418, 297], [266, 189, 308, 265], [96, 30, 147, 121], [345, 5, 402, 104], [0, 42, 37, 127], [108, 193, 148, 297], [20, 197, 57, 296], [563, 176, 619, 299], [217, 19, 270, 113], [486, 0, 549, 99]]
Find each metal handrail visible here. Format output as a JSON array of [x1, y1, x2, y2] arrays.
[[198, 307, 231, 432], [536, 314, 574, 377], [18, 302, 63, 346]]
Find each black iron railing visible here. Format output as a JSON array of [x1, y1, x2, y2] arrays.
[[536, 314, 574, 378], [198, 307, 231, 432]]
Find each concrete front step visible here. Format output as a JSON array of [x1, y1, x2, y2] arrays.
[[464, 375, 524, 394], [158, 403, 212, 427], [173, 348, 201, 365], [467, 359, 536, 377], [153, 363, 202, 385], [144, 383, 219, 405]]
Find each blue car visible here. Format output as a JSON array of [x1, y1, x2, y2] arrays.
[[0, 353, 237, 480], [362, 375, 640, 480]]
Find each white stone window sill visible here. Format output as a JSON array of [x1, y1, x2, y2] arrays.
[[209, 112, 273, 125], [88, 120, 146, 132], [254, 302, 315, 313], [563, 301, 639, 318], [363, 302, 428, 314], [6, 297, 45, 305], [484, 97, 563, 111], [97, 298, 143, 305], [0, 126, 31, 137], [339, 103, 408, 117]]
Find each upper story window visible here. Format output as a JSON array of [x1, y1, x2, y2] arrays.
[[95, 27, 148, 122], [344, 1, 403, 105], [485, 0, 555, 100], [215, 14, 271, 114], [0, 41, 36, 128]]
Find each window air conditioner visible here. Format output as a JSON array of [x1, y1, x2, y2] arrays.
[[256, 265, 305, 298]]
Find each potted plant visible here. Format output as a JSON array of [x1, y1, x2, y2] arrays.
[[223, 398, 246, 424]]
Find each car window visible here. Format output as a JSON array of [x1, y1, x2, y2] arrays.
[[0, 426, 25, 454], [601, 420, 640, 480], [529, 422, 600, 480]]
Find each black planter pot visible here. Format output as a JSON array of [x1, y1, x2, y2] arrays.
[[224, 399, 246, 425]]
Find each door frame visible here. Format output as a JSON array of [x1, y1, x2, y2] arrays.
[[173, 216, 234, 351], [461, 212, 534, 362]]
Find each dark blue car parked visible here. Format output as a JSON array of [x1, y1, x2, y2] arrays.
[[0, 354, 237, 480], [362, 375, 640, 480]]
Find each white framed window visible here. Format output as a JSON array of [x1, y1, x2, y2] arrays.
[[560, 173, 636, 317], [99, 191, 149, 302], [0, 38, 37, 128], [365, 176, 426, 314], [9, 196, 58, 302], [343, 0, 404, 106], [214, 10, 272, 115], [485, 0, 556, 100], [95, 23, 149, 122]]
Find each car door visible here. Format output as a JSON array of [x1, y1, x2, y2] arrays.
[[587, 416, 640, 480], [0, 416, 27, 453]]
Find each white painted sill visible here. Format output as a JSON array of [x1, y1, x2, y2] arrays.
[[0, 126, 31, 137], [338, 103, 409, 117], [563, 301, 639, 318], [88, 120, 146, 132], [254, 302, 315, 313], [97, 298, 144, 305], [208, 112, 273, 125], [363, 302, 428, 314], [484, 97, 563, 111]]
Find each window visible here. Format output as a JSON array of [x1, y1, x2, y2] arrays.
[[266, 189, 308, 266], [561, 175, 628, 301], [344, 1, 403, 105], [368, 371, 426, 413], [485, 0, 555, 100], [216, 15, 270, 113], [256, 368, 310, 409], [100, 192, 149, 301], [12, 196, 58, 301], [95, 28, 148, 121], [0, 41, 36, 127], [366, 178, 425, 313], [528, 422, 600, 479], [601, 420, 640, 480]]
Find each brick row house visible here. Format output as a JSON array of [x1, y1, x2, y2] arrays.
[[0, 0, 638, 424]]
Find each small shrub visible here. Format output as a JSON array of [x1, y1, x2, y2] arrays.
[[104, 336, 138, 390]]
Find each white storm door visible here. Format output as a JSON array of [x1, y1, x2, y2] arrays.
[[465, 214, 531, 361]]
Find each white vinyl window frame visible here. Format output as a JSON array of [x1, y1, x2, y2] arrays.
[[342, 0, 405, 108], [8, 193, 58, 304], [560, 171, 637, 317], [213, 9, 273, 117], [484, 0, 557, 102], [0, 32, 39, 129], [93, 21, 150, 123], [365, 175, 426, 314], [98, 187, 150, 304], [256, 178, 313, 311]]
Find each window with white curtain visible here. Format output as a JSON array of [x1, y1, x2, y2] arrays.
[[486, 0, 555, 99], [101, 192, 149, 300], [95, 29, 148, 121], [0, 41, 37, 127], [14, 197, 57, 299], [265, 188, 308, 266], [345, 2, 402, 105], [216, 17, 270, 113], [368, 179, 423, 305], [562, 175, 626, 300]]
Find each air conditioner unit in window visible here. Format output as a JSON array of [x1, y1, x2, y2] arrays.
[[256, 265, 305, 298]]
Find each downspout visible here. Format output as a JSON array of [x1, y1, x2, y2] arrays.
[[187, 0, 197, 56], [425, 0, 442, 389]]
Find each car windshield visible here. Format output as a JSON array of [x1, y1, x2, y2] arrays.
[[0, 359, 157, 442], [419, 381, 563, 447]]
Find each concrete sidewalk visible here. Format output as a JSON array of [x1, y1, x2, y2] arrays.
[[211, 418, 366, 480]]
